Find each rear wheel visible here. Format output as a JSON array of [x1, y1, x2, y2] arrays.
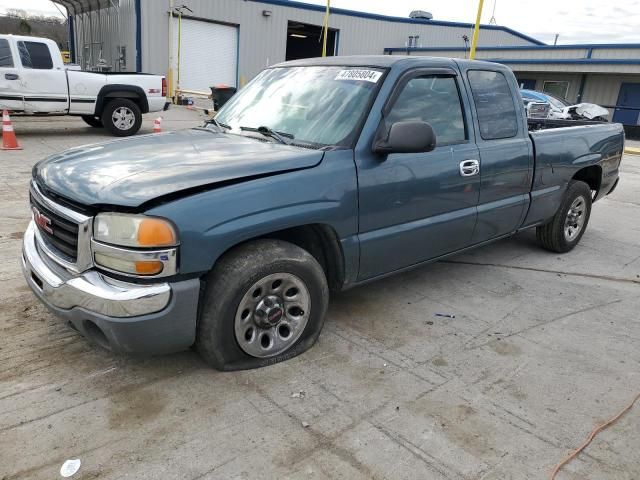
[[81, 115, 103, 128], [101, 98, 142, 137], [536, 180, 592, 253], [196, 239, 329, 371]]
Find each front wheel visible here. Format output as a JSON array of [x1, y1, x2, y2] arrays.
[[536, 180, 592, 253], [101, 98, 142, 136], [196, 239, 329, 371]]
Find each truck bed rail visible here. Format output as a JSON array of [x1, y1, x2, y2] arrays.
[[527, 118, 608, 131]]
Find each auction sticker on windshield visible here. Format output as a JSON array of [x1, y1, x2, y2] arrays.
[[335, 69, 383, 83]]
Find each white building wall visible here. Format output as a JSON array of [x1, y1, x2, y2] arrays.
[[591, 48, 640, 59], [140, 0, 539, 81], [513, 71, 640, 120], [513, 72, 584, 101], [582, 74, 640, 108]]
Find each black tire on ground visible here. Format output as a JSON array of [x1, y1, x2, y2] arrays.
[[81, 115, 103, 128], [101, 98, 142, 137], [196, 239, 329, 371], [536, 180, 592, 253]]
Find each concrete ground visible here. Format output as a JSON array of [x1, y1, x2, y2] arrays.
[[1, 110, 639, 480]]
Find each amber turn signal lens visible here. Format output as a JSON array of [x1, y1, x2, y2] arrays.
[[137, 218, 176, 246], [134, 261, 164, 275]]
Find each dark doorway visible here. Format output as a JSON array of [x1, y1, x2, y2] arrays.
[[613, 82, 640, 126], [286, 21, 337, 61], [517, 78, 537, 90]]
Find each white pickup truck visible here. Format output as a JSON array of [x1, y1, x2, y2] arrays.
[[0, 34, 167, 136]]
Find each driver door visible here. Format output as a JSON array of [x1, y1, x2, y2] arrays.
[[356, 70, 480, 280], [0, 38, 24, 111], [16, 40, 68, 113]]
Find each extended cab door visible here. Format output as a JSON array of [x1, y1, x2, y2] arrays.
[[356, 68, 480, 280], [15, 39, 68, 113], [0, 37, 24, 111], [461, 68, 533, 242]]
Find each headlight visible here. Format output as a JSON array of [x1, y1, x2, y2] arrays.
[[92, 214, 178, 277], [94, 213, 177, 248]]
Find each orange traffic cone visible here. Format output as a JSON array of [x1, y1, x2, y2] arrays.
[[2, 110, 22, 150], [153, 117, 162, 134]]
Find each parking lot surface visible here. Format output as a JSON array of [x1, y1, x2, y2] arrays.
[[1, 110, 639, 479]]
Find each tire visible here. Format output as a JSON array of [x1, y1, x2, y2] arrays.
[[196, 239, 329, 371], [81, 115, 103, 128], [101, 98, 142, 137], [536, 180, 592, 253]]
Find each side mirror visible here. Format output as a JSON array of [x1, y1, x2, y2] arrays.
[[373, 120, 437, 155]]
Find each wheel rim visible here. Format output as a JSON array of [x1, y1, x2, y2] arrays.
[[234, 273, 311, 358], [564, 195, 587, 242], [112, 107, 135, 130]]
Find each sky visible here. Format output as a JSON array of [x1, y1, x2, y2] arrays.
[[1, 0, 640, 44]]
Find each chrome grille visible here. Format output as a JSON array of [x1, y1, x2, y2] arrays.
[[29, 181, 93, 273], [30, 192, 79, 261]]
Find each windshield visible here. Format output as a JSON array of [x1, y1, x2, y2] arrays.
[[214, 66, 385, 147], [544, 93, 570, 109], [521, 90, 570, 110]]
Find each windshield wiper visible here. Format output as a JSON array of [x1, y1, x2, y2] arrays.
[[204, 117, 231, 131], [240, 126, 294, 145]]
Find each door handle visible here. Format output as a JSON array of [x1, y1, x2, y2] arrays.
[[459, 159, 480, 177], [5, 73, 19, 80]]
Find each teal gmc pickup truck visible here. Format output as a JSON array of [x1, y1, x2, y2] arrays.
[[22, 56, 624, 370]]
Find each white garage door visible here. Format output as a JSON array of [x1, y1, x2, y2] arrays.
[[172, 18, 238, 91]]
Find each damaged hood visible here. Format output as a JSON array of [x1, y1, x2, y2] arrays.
[[571, 103, 610, 120], [34, 129, 324, 208], [551, 103, 610, 120]]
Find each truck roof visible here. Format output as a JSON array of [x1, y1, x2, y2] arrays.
[[0, 34, 58, 45], [274, 55, 504, 71]]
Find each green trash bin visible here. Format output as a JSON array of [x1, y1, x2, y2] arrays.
[[210, 85, 237, 111]]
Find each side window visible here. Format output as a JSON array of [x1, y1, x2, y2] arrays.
[[386, 75, 467, 145], [0, 39, 13, 68], [17, 41, 53, 70], [542, 80, 570, 100], [467, 70, 519, 140]]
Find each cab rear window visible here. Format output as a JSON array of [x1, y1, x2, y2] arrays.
[[468, 70, 519, 140], [0, 39, 13, 68], [18, 41, 53, 70]]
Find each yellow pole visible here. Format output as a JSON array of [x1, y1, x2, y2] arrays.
[[322, 0, 330, 57], [167, 0, 174, 100], [469, 0, 485, 60], [177, 10, 182, 91]]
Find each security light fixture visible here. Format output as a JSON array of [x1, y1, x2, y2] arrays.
[[262, 10, 272, 17]]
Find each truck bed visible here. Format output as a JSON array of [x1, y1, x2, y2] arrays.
[[527, 117, 608, 131], [523, 121, 625, 228]]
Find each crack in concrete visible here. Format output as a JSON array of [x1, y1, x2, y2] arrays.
[[0, 370, 186, 434], [190, 456, 238, 480], [465, 298, 623, 353], [372, 422, 464, 480], [246, 380, 379, 480], [441, 260, 640, 285], [623, 254, 640, 268]]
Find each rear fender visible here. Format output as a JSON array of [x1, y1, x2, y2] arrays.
[[524, 123, 624, 227], [95, 84, 149, 115]]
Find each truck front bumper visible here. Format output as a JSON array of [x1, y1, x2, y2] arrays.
[[21, 222, 200, 354]]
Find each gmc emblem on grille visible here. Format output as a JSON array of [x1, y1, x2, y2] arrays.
[[32, 207, 53, 235]]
